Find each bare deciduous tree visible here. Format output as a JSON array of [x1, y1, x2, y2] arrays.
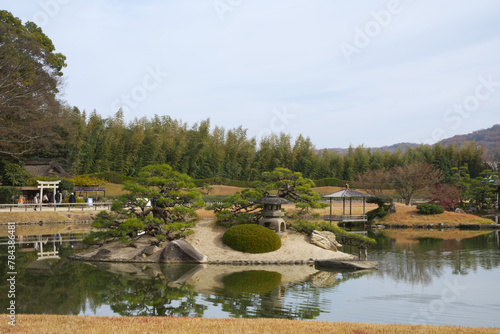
[[355, 169, 389, 196], [389, 162, 443, 205]]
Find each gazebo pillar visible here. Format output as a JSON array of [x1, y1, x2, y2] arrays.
[[329, 198, 332, 217]]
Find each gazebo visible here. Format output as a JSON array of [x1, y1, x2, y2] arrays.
[[254, 195, 292, 233], [322, 188, 374, 223]]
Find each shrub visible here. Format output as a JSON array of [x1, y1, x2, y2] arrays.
[[222, 224, 281, 253], [60, 179, 74, 193], [0, 186, 20, 204], [431, 184, 460, 211], [416, 203, 444, 215], [367, 196, 391, 208], [289, 220, 376, 247], [366, 205, 390, 222]]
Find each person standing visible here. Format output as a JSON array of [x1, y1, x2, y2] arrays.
[[34, 193, 39, 211], [69, 193, 76, 208], [55, 191, 61, 207]]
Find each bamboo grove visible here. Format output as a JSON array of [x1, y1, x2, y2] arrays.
[[38, 109, 487, 183]]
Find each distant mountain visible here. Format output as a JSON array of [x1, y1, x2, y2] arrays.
[[324, 124, 500, 161], [439, 124, 500, 160]]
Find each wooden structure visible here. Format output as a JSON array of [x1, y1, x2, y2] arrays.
[[74, 186, 106, 200], [322, 189, 374, 223], [254, 195, 292, 233], [24, 159, 72, 178]]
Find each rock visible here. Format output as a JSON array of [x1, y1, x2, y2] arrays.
[[160, 239, 208, 263], [372, 216, 380, 222], [91, 248, 111, 260], [389, 202, 397, 213], [455, 208, 466, 214], [310, 230, 342, 251], [315, 259, 378, 270], [142, 245, 159, 256]]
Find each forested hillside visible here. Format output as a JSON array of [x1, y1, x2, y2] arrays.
[[326, 124, 500, 163], [439, 124, 500, 161], [19, 109, 487, 183]]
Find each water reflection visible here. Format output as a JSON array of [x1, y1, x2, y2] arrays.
[[346, 230, 500, 285], [0, 228, 499, 325]]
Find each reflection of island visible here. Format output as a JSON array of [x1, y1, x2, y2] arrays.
[[83, 261, 373, 319]]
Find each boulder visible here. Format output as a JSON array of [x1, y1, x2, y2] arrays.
[[389, 202, 397, 213], [91, 248, 111, 260], [455, 208, 466, 214], [142, 245, 158, 256], [160, 239, 208, 263], [310, 230, 342, 251], [315, 259, 378, 270]]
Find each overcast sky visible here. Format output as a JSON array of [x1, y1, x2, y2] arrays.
[[3, 1, 500, 149]]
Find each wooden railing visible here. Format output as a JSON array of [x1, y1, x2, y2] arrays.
[[323, 214, 368, 222], [0, 202, 112, 212]]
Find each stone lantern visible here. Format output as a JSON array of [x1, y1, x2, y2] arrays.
[[254, 195, 292, 233]]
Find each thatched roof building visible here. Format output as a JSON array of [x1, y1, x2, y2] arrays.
[[24, 159, 72, 179]]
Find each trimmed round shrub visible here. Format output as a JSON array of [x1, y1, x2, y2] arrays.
[[222, 224, 281, 253], [416, 203, 444, 215]]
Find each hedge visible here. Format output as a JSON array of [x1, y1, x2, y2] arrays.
[[222, 224, 281, 253], [416, 203, 444, 215], [289, 220, 375, 248]]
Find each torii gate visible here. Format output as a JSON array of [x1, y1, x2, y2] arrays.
[[37, 180, 60, 209]]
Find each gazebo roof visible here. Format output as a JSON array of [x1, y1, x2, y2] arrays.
[[322, 189, 374, 199], [254, 195, 293, 205]]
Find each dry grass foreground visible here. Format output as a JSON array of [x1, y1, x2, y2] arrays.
[[380, 204, 493, 226], [1, 315, 498, 334]]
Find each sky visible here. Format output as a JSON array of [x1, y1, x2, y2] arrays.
[[3, 0, 500, 149]]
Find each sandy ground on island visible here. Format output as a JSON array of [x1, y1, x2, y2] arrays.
[[186, 218, 356, 262]]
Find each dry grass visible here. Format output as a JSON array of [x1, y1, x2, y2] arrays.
[[198, 185, 246, 195], [380, 229, 491, 244], [1, 315, 497, 334], [380, 204, 493, 226], [0, 211, 96, 225], [0, 212, 88, 224], [104, 183, 129, 197]]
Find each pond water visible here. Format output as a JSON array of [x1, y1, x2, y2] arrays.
[[1, 228, 499, 327]]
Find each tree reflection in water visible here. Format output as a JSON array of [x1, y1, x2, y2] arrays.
[[1, 230, 498, 320], [345, 230, 500, 285]]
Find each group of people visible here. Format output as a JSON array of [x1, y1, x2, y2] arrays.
[[31, 191, 77, 210]]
